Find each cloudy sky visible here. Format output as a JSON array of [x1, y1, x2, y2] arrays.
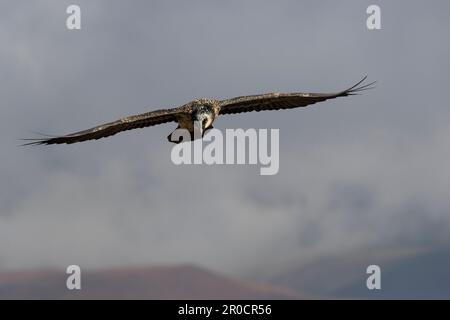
[[1, 0, 450, 297]]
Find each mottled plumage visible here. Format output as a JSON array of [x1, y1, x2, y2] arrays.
[[23, 77, 374, 145]]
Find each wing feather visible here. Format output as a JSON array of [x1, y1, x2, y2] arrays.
[[218, 76, 375, 115], [23, 107, 183, 145]]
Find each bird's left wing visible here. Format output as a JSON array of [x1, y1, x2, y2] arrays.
[[23, 107, 185, 145], [218, 76, 375, 115]]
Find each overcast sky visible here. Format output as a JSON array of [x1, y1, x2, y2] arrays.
[[1, 0, 450, 295]]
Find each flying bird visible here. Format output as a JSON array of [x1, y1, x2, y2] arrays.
[[23, 77, 374, 145]]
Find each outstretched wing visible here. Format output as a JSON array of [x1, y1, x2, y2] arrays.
[[218, 76, 375, 115], [23, 107, 185, 145]]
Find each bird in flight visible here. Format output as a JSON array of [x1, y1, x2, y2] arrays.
[[23, 77, 374, 145]]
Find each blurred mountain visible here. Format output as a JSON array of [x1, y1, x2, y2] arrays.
[[3, 248, 448, 299], [271, 247, 450, 299], [0, 265, 303, 300]]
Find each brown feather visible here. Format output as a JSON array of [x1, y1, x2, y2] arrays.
[[24, 107, 187, 145], [218, 76, 375, 115]]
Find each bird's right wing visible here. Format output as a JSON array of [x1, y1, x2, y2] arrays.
[[23, 107, 185, 145], [218, 76, 375, 115]]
